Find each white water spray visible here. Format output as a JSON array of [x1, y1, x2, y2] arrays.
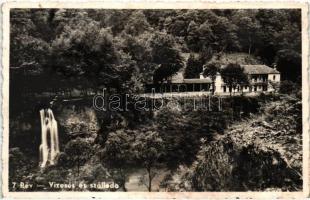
[[39, 108, 60, 168]]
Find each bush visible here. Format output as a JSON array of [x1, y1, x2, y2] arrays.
[[279, 80, 300, 95]]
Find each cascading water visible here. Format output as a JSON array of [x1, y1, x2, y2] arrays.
[[39, 108, 60, 168]]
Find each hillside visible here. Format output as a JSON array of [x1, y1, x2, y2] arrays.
[[163, 94, 302, 191], [10, 9, 301, 97]]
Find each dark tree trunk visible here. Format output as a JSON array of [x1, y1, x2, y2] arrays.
[[147, 167, 152, 192], [248, 43, 252, 56], [77, 157, 80, 177], [119, 168, 127, 192], [212, 81, 215, 95]]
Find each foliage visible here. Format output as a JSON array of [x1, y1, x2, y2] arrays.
[[275, 49, 301, 82], [170, 95, 302, 191], [203, 62, 220, 94], [10, 9, 301, 96], [132, 129, 165, 191], [9, 148, 35, 183], [184, 54, 202, 79], [150, 32, 184, 83], [64, 137, 94, 176], [187, 139, 237, 191], [51, 13, 131, 91], [233, 11, 261, 55], [153, 103, 201, 167], [279, 80, 300, 95], [9, 9, 302, 192], [120, 33, 155, 87], [220, 63, 248, 95], [124, 11, 151, 36], [101, 130, 133, 191], [10, 9, 51, 72]]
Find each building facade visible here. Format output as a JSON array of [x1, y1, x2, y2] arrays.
[[145, 64, 280, 95]]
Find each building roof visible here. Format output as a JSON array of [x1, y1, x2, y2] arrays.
[[241, 65, 280, 74], [220, 64, 280, 74], [160, 64, 280, 85], [184, 78, 212, 83], [170, 72, 212, 84]]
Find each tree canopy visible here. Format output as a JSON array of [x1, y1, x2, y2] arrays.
[[220, 63, 248, 95], [10, 8, 301, 97]]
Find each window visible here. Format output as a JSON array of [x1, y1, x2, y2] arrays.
[[273, 75, 276, 80], [244, 86, 248, 90], [172, 84, 178, 92], [263, 76, 267, 82], [179, 84, 186, 92]]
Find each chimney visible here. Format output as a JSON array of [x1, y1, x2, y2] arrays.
[[272, 63, 277, 70]]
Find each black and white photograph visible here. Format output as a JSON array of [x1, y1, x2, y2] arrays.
[[2, 2, 309, 197]]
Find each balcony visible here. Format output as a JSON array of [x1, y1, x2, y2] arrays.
[[251, 78, 268, 83]]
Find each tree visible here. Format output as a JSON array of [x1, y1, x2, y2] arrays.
[[10, 9, 51, 98], [51, 11, 140, 93], [124, 11, 151, 36], [198, 46, 213, 65], [121, 33, 155, 88], [101, 130, 133, 191], [236, 16, 261, 55], [279, 80, 299, 95], [143, 10, 177, 31], [163, 11, 191, 37], [64, 138, 93, 176], [187, 20, 215, 52], [211, 16, 239, 52], [89, 10, 132, 35], [184, 54, 202, 79], [150, 32, 183, 83], [133, 130, 165, 192], [254, 9, 301, 66], [203, 62, 220, 94], [154, 104, 201, 168], [10, 9, 51, 71], [275, 49, 301, 83], [51, 14, 117, 88], [9, 147, 33, 184], [220, 63, 248, 96], [186, 20, 199, 51]]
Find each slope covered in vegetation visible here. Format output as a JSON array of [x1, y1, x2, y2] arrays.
[[163, 94, 302, 191]]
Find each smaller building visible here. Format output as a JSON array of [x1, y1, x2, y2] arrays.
[[145, 64, 280, 95]]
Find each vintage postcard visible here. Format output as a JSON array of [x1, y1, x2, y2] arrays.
[[1, 1, 309, 199]]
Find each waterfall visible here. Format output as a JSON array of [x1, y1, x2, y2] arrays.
[[39, 108, 60, 168]]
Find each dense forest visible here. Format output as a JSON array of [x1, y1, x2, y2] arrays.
[[11, 9, 301, 96], [9, 9, 302, 192]]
